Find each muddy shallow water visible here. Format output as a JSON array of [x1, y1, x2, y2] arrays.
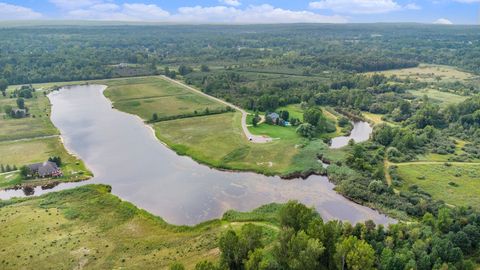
[[0, 85, 394, 226]]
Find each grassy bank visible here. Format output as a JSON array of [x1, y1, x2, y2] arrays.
[[103, 76, 346, 176], [0, 86, 92, 190], [0, 184, 279, 269]]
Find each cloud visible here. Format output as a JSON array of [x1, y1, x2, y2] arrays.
[[309, 0, 404, 14], [66, 3, 170, 21], [53, 1, 347, 23], [434, 18, 453, 24], [405, 3, 421, 10], [173, 4, 347, 23], [0, 2, 42, 19], [219, 0, 241, 7], [454, 0, 480, 3], [49, 0, 108, 9]]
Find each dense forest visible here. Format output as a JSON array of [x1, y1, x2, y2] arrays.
[[0, 24, 479, 84]]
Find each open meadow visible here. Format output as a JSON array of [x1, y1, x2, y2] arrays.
[[396, 163, 480, 209], [0, 184, 279, 269], [368, 64, 477, 83], [104, 77, 226, 120], [0, 87, 91, 190]]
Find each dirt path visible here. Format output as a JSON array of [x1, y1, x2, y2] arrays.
[[160, 75, 272, 143], [0, 135, 59, 144]]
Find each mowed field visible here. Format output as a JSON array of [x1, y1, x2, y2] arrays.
[[396, 163, 480, 208], [0, 137, 91, 189], [369, 64, 477, 83], [0, 87, 91, 189], [0, 185, 278, 270], [0, 92, 58, 141], [103, 77, 226, 120], [154, 112, 340, 175], [102, 76, 345, 176], [408, 88, 468, 107]]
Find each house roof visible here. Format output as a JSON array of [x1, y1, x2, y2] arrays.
[[268, 112, 280, 119], [27, 161, 60, 177]]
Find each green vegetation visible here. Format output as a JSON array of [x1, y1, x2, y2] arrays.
[[395, 163, 480, 209], [104, 77, 226, 121], [3, 187, 478, 270], [0, 137, 91, 189], [0, 185, 277, 269], [0, 85, 91, 190]]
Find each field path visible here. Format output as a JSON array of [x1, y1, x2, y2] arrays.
[[160, 75, 272, 143]]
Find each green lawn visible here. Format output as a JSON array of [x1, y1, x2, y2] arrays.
[[154, 112, 338, 176], [104, 77, 225, 120], [0, 137, 91, 189], [0, 184, 279, 269], [396, 163, 480, 208], [0, 93, 58, 141], [0, 86, 91, 190], [408, 88, 467, 107]]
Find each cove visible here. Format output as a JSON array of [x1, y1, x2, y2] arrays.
[[0, 85, 395, 226]]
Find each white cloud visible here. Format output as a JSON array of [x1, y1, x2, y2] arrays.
[[173, 4, 347, 23], [434, 18, 453, 24], [219, 0, 241, 7], [0, 2, 42, 20], [66, 3, 170, 21], [49, 0, 109, 9], [53, 1, 346, 23], [405, 3, 421, 10], [454, 0, 480, 3], [309, 0, 403, 14]]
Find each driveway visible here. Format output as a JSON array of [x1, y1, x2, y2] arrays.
[[161, 75, 272, 143]]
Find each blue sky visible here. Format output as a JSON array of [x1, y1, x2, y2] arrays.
[[0, 0, 478, 24]]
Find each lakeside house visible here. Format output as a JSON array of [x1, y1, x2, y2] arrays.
[[27, 161, 62, 178], [267, 112, 280, 123], [11, 108, 27, 118]]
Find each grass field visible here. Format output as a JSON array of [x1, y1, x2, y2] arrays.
[[0, 93, 58, 141], [104, 77, 225, 120], [0, 86, 91, 190], [368, 64, 476, 83], [0, 184, 279, 269], [155, 112, 343, 176], [0, 137, 91, 189], [408, 88, 468, 107], [396, 163, 480, 208]]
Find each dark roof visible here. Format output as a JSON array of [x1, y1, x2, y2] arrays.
[[27, 161, 60, 177], [268, 112, 280, 119]]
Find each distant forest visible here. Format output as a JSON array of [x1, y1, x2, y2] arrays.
[[0, 24, 479, 84]]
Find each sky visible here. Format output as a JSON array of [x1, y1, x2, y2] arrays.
[[0, 0, 478, 24]]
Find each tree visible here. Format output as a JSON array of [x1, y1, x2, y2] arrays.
[[200, 64, 210, 72], [280, 110, 289, 121], [152, 113, 159, 121], [16, 98, 25, 109], [178, 64, 193, 76], [48, 156, 62, 167], [0, 79, 7, 96], [279, 201, 318, 232], [219, 230, 241, 270], [4, 105, 12, 115], [20, 166, 30, 179], [252, 113, 260, 127], [296, 123, 316, 139], [303, 107, 323, 126], [335, 236, 375, 270]]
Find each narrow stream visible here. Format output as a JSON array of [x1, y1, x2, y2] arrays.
[[0, 85, 394, 226]]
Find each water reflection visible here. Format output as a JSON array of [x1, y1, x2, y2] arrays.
[[0, 85, 394, 226]]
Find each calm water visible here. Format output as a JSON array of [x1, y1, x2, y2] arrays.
[[330, 121, 373, 149], [0, 85, 394, 225]]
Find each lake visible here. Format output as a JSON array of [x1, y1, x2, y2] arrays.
[[0, 85, 394, 226]]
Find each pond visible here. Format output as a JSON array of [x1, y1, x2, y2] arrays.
[[330, 121, 373, 149], [0, 85, 394, 226]]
